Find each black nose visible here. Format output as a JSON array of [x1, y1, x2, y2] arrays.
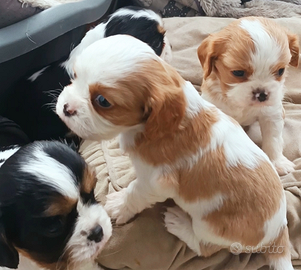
[[252, 89, 268, 102], [63, 103, 76, 117], [87, 225, 103, 243]]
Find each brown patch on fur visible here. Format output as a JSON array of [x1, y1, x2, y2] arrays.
[[132, 106, 219, 166], [177, 146, 283, 246], [45, 196, 76, 216], [90, 59, 189, 142], [142, 63, 187, 141], [287, 33, 299, 67], [157, 25, 166, 35], [81, 165, 97, 194], [90, 83, 145, 127]]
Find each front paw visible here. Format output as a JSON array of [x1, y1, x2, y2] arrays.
[[164, 206, 201, 256], [104, 189, 135, 224], [272, 156, 295, 176]]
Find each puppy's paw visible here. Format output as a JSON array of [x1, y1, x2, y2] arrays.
[[273, 156, 295, 176], [104, 189, 135, 224], [164, 206, 201, 256]]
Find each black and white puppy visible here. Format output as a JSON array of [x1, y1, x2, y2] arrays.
[[0, 141, 112, 270], [63, 6, 172, 78], [2, 6, 172, 142]]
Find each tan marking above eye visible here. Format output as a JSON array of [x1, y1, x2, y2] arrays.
[[157, 25, 166, 35], [45, 196, 77, 216]]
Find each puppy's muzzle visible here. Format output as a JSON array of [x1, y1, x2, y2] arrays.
[[252, 89, 269, 102], [63, 103, 77, 117], [87, 225, 103, 243]]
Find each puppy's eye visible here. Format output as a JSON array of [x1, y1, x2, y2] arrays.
[[95, 95, 111, 108], [277, 68, 285, 76], [40, 216, 65, 237], [232, 70, 245, 77]]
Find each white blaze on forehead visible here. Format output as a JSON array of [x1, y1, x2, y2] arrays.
[[240, 19, 281, 78], [112, 8, 163, 26], [75, 35, 158, 87], [21, 146, 79, 200]]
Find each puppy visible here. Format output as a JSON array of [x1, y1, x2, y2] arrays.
[[56, 35, 293, 269], [0, 141, 112, 270], [63, 6, 172, 78], [197, 17, 299, 176], [3, 6, 171, 142]]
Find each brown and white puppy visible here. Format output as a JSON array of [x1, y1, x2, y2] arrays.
[[197, 17, 299, 176], [56, 35, 293, 269]]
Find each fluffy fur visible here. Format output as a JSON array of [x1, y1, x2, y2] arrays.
[[197, 17, 299, 176], [56, 34, 293, 269], [0, 141, 112, 270]]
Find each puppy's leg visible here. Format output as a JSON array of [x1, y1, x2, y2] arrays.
[[259, 111, 294, 176], [105, 179, 170, 224], [164, 206, 202, 255], [265, 227, 293, 270]]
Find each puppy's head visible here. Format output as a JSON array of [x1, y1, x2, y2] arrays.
[[56, 35, 185, 141], [197, 17, 299, 106], [0, 141, 112, 270], [104, 6, 172, 63]]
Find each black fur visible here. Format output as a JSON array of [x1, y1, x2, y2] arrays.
[[105, 9, 164, 56], [2, 60, 71, 142], [0, 141, 90, 267]]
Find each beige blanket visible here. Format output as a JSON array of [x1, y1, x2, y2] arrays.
[[80, 17, 301, 270]]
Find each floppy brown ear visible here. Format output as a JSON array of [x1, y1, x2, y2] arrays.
[[144, 89, 186, 140], [143, 66, 186, 141], [197, 34, 225, 80], [288, 33, 299, 67], [0, 210, 19, 268]]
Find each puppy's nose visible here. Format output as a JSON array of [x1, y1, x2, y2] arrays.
[[252, 89, 268, 102], [63, 103, 77, 117], [87, 225, 103, 243]]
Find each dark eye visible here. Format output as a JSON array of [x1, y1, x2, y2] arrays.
[[95, 95, 111, 108], [232, 70, 245, 77], [277, 68, 285, 76], [40, 216, 65, 237]]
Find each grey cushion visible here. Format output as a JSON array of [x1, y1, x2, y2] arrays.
[[0, 0, 42, 29]]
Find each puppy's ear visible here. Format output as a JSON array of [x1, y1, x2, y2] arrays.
[[143, 65, 186, 140], [197, 34, 225, 80], [0, 210, 19, 268], [287, 33, 299, 67]]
